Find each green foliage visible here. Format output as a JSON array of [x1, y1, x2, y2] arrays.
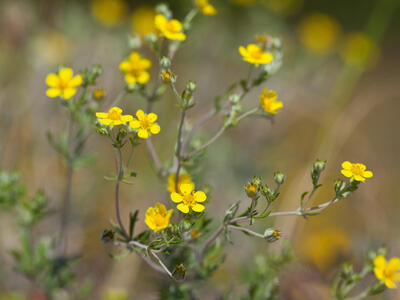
[[0, 171, 25, 208]]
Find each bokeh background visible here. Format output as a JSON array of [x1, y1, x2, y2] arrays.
[[1, 0, 400, 299]]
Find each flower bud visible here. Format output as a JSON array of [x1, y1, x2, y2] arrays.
[[97, 127, 108, 135], [145, 33, 157, 44], [273, 171, 286, 185], [128, 35, 142, 50], [93, 89, 106, 100], [229, 94, 240, 105], [160, 56, 171, 69], [313, 159, 326, 172], [334, 179, 346, 194], [186, 81, 196, 92], [245, 183, 257, 198], [264, 228, 281, 242]]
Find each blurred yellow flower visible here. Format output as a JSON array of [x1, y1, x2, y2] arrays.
[[341, 32, 379, 67], [46, 68, 82, 100], [374, 255, 400, 289], [230, 0, 258, 6], [298, 13, 340, 54], [239, 44, 274, 66], [103, 288, 128, 300], [93, 89, 106, 99], [167, 173, 193, 194], [36, 31, 71, 65], [341, 161, 373, 182], [300, 227, 349, 270], [246, 183, 257, 197], [91, 0, 127, 27], [145, 203, 173, 232], [259, 88, 283, 114], [96, 107, 133, 127], [132, 6, 156, 36], [196, 0, 217, 16], [171, 183, 206, 213], [129, 109, 160, 139], [119, 52, 151, 85], [155, 14, 186, 41]]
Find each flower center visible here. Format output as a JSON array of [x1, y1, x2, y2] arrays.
[[59, 78, 69, 89], [140, 118, 151, 129], [249, 47, 263, 59], [383, 267, 395, 278], [108, 110, 121, 120], [165, 21, 177, 32], [182, 194, 196, 206], [350, 164, 363, 176], [153, 215, 165, 227]]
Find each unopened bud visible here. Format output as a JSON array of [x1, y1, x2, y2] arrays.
[[160, 56, 171, 68], [264, 228, 281, 242], [273, 171, 286, 185]]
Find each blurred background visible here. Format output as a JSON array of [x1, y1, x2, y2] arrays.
[[1, 0, 400, 299]]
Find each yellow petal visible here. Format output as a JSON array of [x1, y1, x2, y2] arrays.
[[363, 170, 373, 178], [136, 109, 145, 120], [59, 68, 74, 81], [177, 203, 189, 213], [150, 124, 160, 134], [180, 183, 194, 195], [145, 207, 155, 217], [96, 112, 108, 118], [238, 46, 248, 57], [374, 255, 387, 268], [171, 193, 183, 203], [121, 115, 134, 122], [385, 278, 396, 289], [155, 202, 167, 215], [119, 61, 131, 72], [388, 258, 400, 272], [155, 14, 167, 30], [147, 113, 158, 123], [138, 128, 149, 139], [129, 51, 141, 62], [342, 161, 352, 170], [46, 88, 61, 98], [164, 31, 186, 41], [374, 268, 384, 280], [46, 73, 60, 87], [194, 191, 206, 203], [98, 118, 112, 125], [125, 74, 137, 85], [68, 75, 83, 87], [139, 58, 152, 69], [129, 119, 141, 129], [191, 203, 205, 212], [137, 71, 150, 84], [341, 169, 353, 178], [169, 19, 183, 32], [62, 88, 76, 99], [353, 175, 365, 182]]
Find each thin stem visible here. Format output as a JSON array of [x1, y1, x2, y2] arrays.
[[146, 138, 164, 178], [186, 125, 226, 159], [110, 89, 126, 106], [113, 148, 129, 239], [150, 251, 176, 281], [175, 109, 187, 189], [227, 225, 264, 238], [59, 166, 73, 255], [236, 107, 259, 123]]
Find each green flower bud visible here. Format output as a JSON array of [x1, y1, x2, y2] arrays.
[[264, 228, 281, 242], [273, 171, 286, 185], [313, 159, 326, 172], [145, 33, 157, 44], [160, 56, 171, 69], [186, 80, 196, 92], [97, 127, 108, 136], [229, 94, 240, 105], [334, 179, 346, 195], [128, 35, 142, 50]]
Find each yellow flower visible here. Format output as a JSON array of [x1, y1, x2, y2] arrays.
[[91, 0, 127, 27], [103, 288, 128, 300], [298, 13, 340, 54], [132, 6, 156, 36], [196, 0, 217, 15], [96, 107, 133, 127], [155, 14, 186, 41], [239, 44, 274, 66], [374, 255, 400, 289], [46, 68, 82, 100], [246, 184, 257, 197], [341, 161, 373, 182], [341, 32, 379, 66], [119, 52, 152, 85], [259, 88, 283, 114], [93, 89, 106, 99], [171, 183, 206, 213], [129, 109, 161, 139], [145, 203, 173, 232], [167, 173, 193, 194]]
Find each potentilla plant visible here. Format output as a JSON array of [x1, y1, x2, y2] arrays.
[[1, 1, 398, 300]]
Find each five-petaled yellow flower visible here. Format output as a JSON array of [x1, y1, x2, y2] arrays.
[[171, 183, 206, 213], [239, 44, 274, 66], [167, 173, 193, 194], [129, 109, 161, 139], [155, 14, 186, 41], [119, 52, 152, 85], [259, 88, 283, 114], [341, 161, 373, 182], [46, 68, 82, 100], [96, 107, 133, 127], [196, 0, 217, 15], [374, 255, 400, 289], [145, 203, 173, 232]]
